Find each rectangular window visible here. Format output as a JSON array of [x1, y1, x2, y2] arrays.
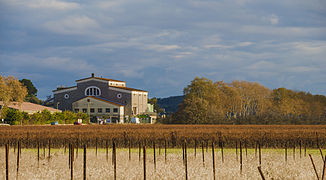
[[106, 108, 110, 113], [98, 108, 102, 113], [82, 108, 87, 113], [90, 108, 95, 113], [74, 109, 79, 112], [113, 108, 118, 113]]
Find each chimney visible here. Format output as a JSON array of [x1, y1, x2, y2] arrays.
[[91, 73, 94, 77]]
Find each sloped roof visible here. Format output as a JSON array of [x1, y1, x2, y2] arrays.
[[52, 86, 77, 92], [0, 101, 61, 113], [111, 86, 148, 92], [76, 76, 125, 83], [82, 96, 124, 106]]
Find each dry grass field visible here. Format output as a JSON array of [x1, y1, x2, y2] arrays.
[[0, 147, 324, 179], [1, 125, 326, 179]]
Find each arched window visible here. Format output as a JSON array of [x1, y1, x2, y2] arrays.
[[85, 86, 101, 96]]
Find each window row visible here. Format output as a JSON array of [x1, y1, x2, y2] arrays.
[[75, 108, 118, 113]]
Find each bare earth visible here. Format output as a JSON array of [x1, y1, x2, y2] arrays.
[[0, 148, 323, 180]]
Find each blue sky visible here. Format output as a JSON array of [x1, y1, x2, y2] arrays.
[[1, 0, 326, 99]]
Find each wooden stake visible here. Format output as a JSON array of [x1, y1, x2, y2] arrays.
[[43, 141, 45, 159], [129, 140, 131, 161], [257, 166, 266, 180], [17, 140, 20, 173], [106, 140, 108, 162], [236, 141, 238, 161], [113, 141, 116, 180], [319, 148, 325, 162], [206, 141, 208, 152], [194, 140, 197, 158], [255, 141, 258, 158], [293, 142, 295, 161], [299, 140, 302, 159], [48, 139, 51, 162], [159, 141, 161, 156], [6, 143, 9, 180], [95, 138, 98, 157], [153, 141, 156, 170], [240, 141, 242, 174], [304, 142, 307, 157], [143, 143, 146, 180], [212, 142, 216, 180], [221, 141, 224, 163], [185, 141, 188, 180], [202, 141, 205, 166], [64, 139, 66, 154], [69, 143, 71, 169], [83, 144, 87, 180], [322, 155, 326, 180], [37, 141, 40, 166], [309, 154, 320, 180], [285, 142, 287, 162], [139, 141, 141, 162], [76, 138, 79, 159], [182, 142, 185, 164], [165, 139, 167, 163], [71, 144, 74, 180], [259, 143, 262, 166]]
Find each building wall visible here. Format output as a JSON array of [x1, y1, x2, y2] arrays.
[[53, 79, 134, 116], [72, 97, 124, 117], [131, 91, 148, 115]]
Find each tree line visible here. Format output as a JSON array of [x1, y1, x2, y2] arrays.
[[161, 77, 326, 124], [5, 108, 88, 125]]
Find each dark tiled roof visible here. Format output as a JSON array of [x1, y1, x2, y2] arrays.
[[89, 96, 124, 106], [52, 86, 77, 92], [111, 86, 148, 92], [76, 76, 125, 83]]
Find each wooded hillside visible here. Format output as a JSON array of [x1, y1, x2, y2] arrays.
[[163, 77, 326, 124]]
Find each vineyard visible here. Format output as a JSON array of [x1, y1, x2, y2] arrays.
[[1, 125, 326, 179]]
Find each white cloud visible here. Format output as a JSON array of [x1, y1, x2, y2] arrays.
[[2, 0, 80, 10], [43, 15, 100, 35], [287, 66, 320, 73], [236, 42, 253, 47], [268, 14, 279, 25], [145, 44, 181, 51], [292, 42, 326, 54], [204, 44, 233, 49], [1, 54, 97, 73]]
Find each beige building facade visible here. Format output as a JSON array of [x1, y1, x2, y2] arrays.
[[72, 96, 124, 123]]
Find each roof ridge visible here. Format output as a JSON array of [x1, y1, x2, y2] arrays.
[[89, 96, 124, 106], [111, 86, 148, 92], [76, 76, 125, 82]]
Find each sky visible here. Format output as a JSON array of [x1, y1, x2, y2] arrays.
[[0, 0, 326, 100]]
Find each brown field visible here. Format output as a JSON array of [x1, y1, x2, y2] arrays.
[[1, 125, 326, 179], [1, 124, 326, 148]]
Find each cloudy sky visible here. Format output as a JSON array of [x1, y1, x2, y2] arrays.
[[1, 0, 326, 99]]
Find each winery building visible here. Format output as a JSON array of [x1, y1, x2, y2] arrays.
[[53, 73, 149, 123]]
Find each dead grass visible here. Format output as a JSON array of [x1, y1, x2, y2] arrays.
[[0, 147, 324, 179]]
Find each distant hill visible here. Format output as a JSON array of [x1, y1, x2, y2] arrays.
[[157, 95, 184, 113]]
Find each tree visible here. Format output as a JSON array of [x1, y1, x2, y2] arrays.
[[173, 77, 227, 124], [19, 79, 42, 104], [19, 79, 37, 96], [0, 75, 28, 119]]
